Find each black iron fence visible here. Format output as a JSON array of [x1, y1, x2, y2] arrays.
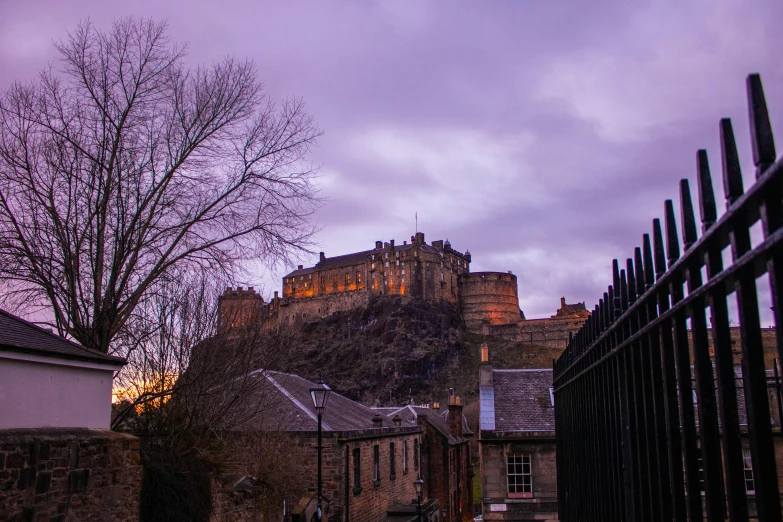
[[553, 73, 783, 522]]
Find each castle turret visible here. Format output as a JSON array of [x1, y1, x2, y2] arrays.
[[217, 286, 265, 334]]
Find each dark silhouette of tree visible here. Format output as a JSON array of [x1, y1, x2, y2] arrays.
[[0, 17, 321, 353]]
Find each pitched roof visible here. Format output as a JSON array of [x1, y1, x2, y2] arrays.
[[0, 309, 126, 366], [372, 405, 471, 444], [492, 369, 554, 432], [254, 371, 399, 432], [283, 242, 453, 278]]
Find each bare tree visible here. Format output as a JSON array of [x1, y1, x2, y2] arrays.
[[0, 17, 322, 353]]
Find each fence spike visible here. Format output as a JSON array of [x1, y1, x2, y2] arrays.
[[679, 179, 698, 250], [620, 269, 628, 311], [613, 259, 621, 297], [634, 247, 645, 297], [665, 200, 680, 267], [598, 297, 605, 331], [626, 259, 637, 304], [747, 73, 776, 177], [720, 118, 744, 208], [643, 234, 655, 289], [696, 149, 717, 232], [653, 219, 667, 278]]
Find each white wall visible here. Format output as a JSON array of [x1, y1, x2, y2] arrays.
[[0, 354, 116, 429]]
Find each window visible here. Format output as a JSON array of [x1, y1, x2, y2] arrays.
[[385, 261, 389, 267], [390, 442, 396, 479], [353, 448, 361, 489], [403, 441, 409, 473], [345, 273, 351, 284], [507, 454, 532, 498], [743, 447, 755, 494], [402, 269, 405, 275], [414, 439, 419, 471], [372, 273, 375, 279], [357, 271, 362, 283], [373, 445, 380, 482]]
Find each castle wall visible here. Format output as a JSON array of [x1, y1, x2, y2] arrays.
[[484, 317, 587, 351], [278, 291, 373, 325], [459, 273, 522, 331]]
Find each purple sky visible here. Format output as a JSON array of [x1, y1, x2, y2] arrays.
[[2, 0, 782, 319]]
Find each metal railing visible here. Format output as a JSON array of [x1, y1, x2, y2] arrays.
[[553, 73, 783, 522]]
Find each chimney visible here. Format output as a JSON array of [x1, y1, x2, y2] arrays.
[[372, 414, 384, 428], [298, 265, 304, 270], [320, 252, 325, 262], [479, 343, 492, 387], [448, 394, 463, 438], [561, 296, 566, 308], [274, 291, 279, 299], [393, 414, 402, 427], [389, 239, 394, 249], [376, 241, 383, 249], [479, 343, 495, 431]]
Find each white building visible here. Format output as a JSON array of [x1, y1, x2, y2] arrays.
[[0, 309, 126, 429]]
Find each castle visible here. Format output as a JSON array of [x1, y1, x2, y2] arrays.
[[217, 231, 589, 349]]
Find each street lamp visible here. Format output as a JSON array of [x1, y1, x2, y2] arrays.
[[414, 476, 424, 522], [310, 374, 331, 521]]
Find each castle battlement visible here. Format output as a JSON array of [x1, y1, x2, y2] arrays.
[[216, 231, 589, 345]]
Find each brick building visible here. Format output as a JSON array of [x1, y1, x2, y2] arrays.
[[374, 396, 474, 522], [220, 370, 440, 522], [477, 348, 557, 521]]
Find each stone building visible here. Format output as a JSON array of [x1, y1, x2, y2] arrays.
[[477, 347, 557, 521], [0, 308, 141, 521], [216, 231, 590, 349], [374, 396, 475, 522], [217, 370, 440, 522]]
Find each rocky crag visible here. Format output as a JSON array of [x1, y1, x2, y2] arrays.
[[267, 296, 564, 406]]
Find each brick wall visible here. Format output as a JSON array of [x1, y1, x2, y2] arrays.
[[344, 431, 421, 522], [479, 438, 558, 521], [0, 428, 141, 522]]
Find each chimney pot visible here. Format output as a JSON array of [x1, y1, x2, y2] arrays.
[[372, 414, 384, 428], [298, 265, 303, 270], [320, 252, 325, 262], [376, 241, 383, 249], [274, 291, 279, 298]]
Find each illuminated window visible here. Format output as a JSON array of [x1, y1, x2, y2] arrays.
[[402, 269, 405, 275], [345, 273, 350, 284], [507, 454, 532, 498], [357, 271, 362, 283]]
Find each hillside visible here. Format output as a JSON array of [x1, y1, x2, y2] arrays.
[[269, 295, 564, 406]]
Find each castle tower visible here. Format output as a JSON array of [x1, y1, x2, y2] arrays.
[[217, 286, 265, 334]]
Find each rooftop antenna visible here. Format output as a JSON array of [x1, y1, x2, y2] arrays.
[[415, 211, 418, 233]]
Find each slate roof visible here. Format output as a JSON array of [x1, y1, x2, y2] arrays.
[[252, 371, 400, 432], [492, 369, 554, 433], [283, 243, 449, 278], [0, 309, 126, 366], [372, 405, 472, 445]]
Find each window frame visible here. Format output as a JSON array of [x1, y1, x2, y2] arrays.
[[390, 442, 396, 480], [507, 453, 533, 499], [743, 446, 755, 495], [403, 440, 409, 474], [353, 447, 361, 490], [373, 445, 380, 483]]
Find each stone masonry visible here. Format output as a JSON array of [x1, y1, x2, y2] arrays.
[[0, 428, 141, 522]]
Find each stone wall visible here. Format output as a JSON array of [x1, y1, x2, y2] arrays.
[[479, 437, 557, 521], [0, 428, 141, 522], [459, 273, 522, 331]]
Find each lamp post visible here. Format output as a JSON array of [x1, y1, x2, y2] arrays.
[[310, 375, 331, 521], [414, 476, 424, 522]]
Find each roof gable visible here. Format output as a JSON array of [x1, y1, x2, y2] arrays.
[[0, 309, 125, 366]]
